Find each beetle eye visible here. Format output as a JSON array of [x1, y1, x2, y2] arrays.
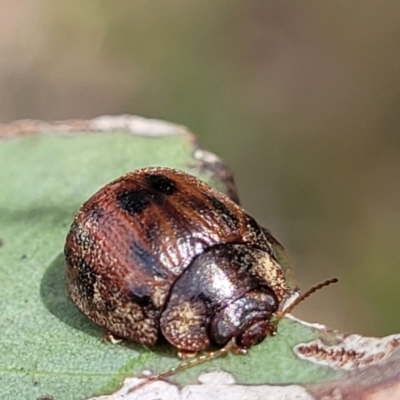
[[238, 320, 277, 348]]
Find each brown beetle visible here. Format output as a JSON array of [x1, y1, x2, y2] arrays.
[[65, 166, 338, 389], [64, 167, 296, 353]]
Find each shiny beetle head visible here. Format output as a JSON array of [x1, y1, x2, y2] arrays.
[[159, 244, 284, 352]]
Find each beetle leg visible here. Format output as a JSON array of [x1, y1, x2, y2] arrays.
[[177, 350, 198, 359], [103, 332, 123, 344], [127, 339, 236, 394]]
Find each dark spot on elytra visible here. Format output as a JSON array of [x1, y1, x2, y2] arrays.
[[65, 248, 96, 299], [75, 257, 96, 299], [131, 241, 168, 279], [64, 246, 74, 266], [0, 238, 4, 248], [104, 300, 116, 312], [129, 286, 154, 308], [207, 195, 239, 230], [117, 189, 150, 215], [146, 174, 178, 195], [247, 216, 273, 254]]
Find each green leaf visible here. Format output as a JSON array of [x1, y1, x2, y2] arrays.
[[1, 116, 395, 400]]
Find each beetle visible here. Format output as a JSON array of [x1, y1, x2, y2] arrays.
[[64, 166, 298, 354]]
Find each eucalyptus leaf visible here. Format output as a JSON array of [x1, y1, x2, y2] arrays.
[[1, 116, 399, 400]]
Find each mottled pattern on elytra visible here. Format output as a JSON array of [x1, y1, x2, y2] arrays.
[[64, 167, 290, 347]]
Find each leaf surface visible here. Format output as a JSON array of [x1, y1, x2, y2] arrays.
[[1, 116, 398, 400]]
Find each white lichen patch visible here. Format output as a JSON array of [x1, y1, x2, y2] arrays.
[[285, 313, 328, 331], [91, 115, 188, 136], [295, 332, 400, 370], [193, 149, 223, 165], [88, 371, 314, 400]]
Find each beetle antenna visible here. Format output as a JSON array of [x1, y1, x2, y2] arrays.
[[128, 340, 235, 394], [274, 278, 338, 323]]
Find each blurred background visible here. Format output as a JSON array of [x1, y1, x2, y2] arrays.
[[1, 1, 400, 336]]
